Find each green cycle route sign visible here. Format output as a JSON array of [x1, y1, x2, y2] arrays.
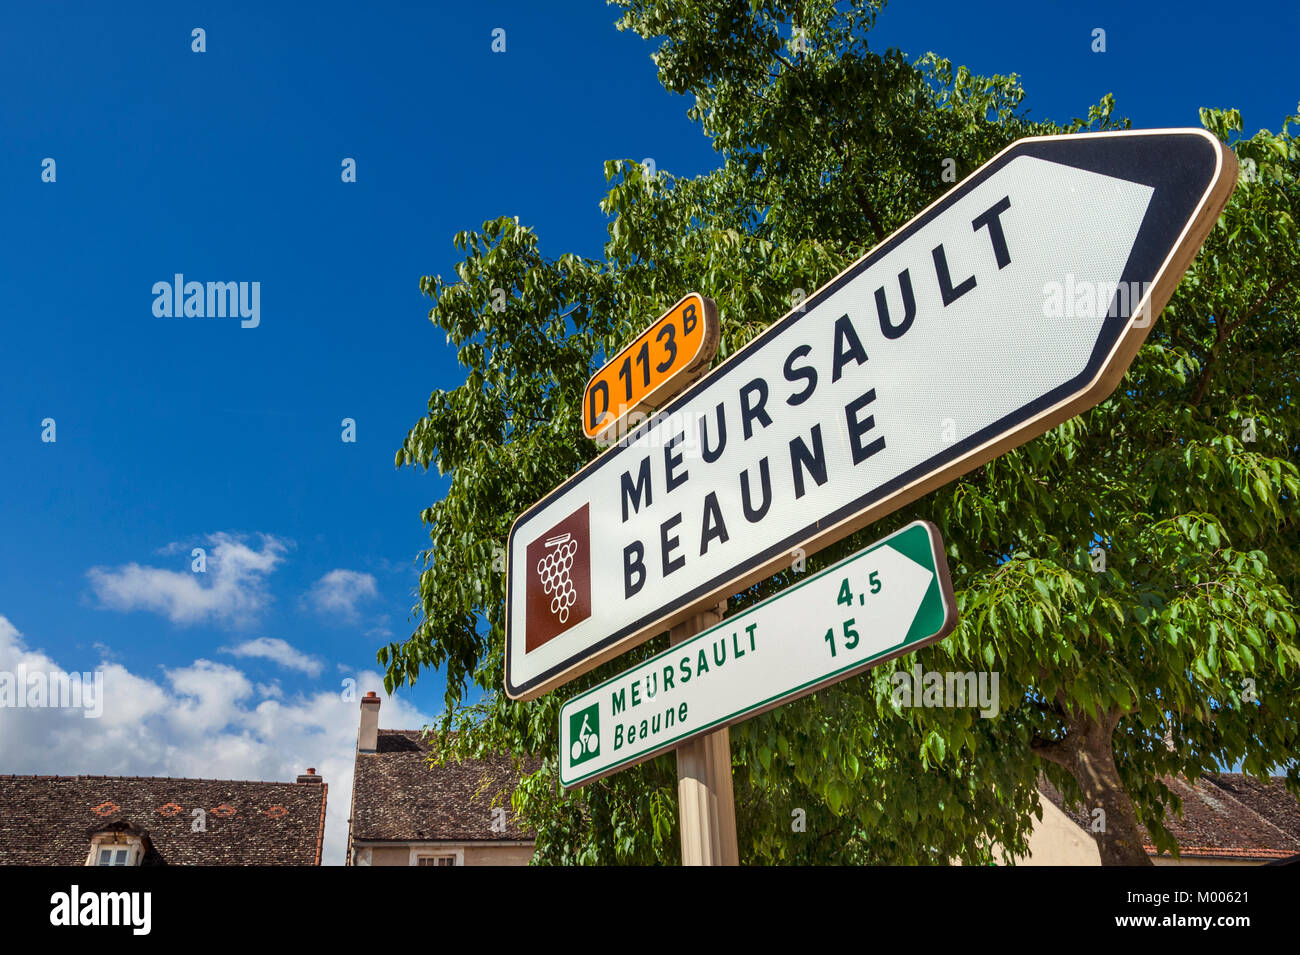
[[558, 520, 957, 788]]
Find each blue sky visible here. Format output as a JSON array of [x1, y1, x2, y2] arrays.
[[0, 1, 1295, 864]]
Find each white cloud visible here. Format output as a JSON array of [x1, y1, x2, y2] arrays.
[[255, 681, 284, 699], [0, 613, 430, 866], [87, 533, 289, 626], [304, 569, 378, 623], [221, 637, 324, 677], [365, 614, 394, 640]]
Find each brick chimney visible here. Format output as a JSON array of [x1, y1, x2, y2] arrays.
[[358, 691, 381, 753], [296, 767, 322, 784]]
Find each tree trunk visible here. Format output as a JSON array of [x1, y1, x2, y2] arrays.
[[1067, 711, 1152, 866]]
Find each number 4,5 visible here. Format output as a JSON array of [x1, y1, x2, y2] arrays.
[[824, 618, 860, 658], [836, 572, 881, 608]]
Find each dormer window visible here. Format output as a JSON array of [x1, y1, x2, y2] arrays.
[[84, 822, 148, 866], [86, 837, 142, 866]]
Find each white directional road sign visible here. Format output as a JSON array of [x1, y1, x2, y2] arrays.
[[507, 128, 1236, 700], [559, 521, 956, 787]]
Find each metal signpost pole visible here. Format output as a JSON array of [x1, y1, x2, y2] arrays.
[[671, 600, 738, 866]]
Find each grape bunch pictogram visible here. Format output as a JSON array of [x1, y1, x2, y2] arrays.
[[537, 532, 579, 624]]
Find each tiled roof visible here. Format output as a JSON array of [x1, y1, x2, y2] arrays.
[[1041, 772, 1300, 860], [0, 774, 328, 865], [350, 730, 539, 843]]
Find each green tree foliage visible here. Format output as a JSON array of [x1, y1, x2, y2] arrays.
[[386, 1, 1300, 865]]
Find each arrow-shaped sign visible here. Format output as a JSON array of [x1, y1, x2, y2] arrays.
[[508, 128, 1236, 700], [559, 521, 956, 788]]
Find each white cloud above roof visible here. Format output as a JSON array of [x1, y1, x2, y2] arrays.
[[87, 533, 290, 627], [221, 637, 324, 677], [303, 569, 378, 623]]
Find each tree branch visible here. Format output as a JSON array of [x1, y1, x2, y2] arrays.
[[1191, 270, 1295, 405], [1031, 735, 1072, 768], [831, 137, 886, 244]]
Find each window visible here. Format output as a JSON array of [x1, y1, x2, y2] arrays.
[[85, 834, 143, 866], [407, 846, 463, 866]]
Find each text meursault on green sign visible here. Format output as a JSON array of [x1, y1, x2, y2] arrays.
[[558, 521, 957, 788]]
